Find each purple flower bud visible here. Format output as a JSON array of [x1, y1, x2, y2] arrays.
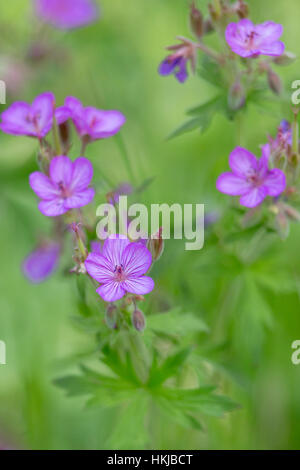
[[267, 69, 282, 95], [228, 79, 245, 110], [158, 37, 198, 83], [23, 242, 60, 283], [190, 2, 204, 39], [132, 309, 146, 332], [34, 0, 99, 30], [105, 304, 118, 329]]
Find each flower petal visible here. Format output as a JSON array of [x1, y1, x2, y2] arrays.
[[158, 57, 178, 76], [239, 187, 267, 208], [38, 198, 67, 217], [263, 169, 286, 197], [121, 242, 152, 276], [255, 21, 283, 42], [49, 155, 73, 186], [229, 147, 257, 177], [216, 172, 250, 196], [29, 172, 59, 199], [64, 188, 95, 209], [175, 58, 188, 83], [35, 0, 99, 30], [84, 108, 126, 139], [258, 41, 285, 57], [0, 102, 35, 136], [96, 281, 126, 302], [70, 157, 93, 191], [55, 106, 71, 124], [122, 276, 155, 296], [85, 253, 114, 283], [102, 235, 131, 267], [32, 92, 55, 137]]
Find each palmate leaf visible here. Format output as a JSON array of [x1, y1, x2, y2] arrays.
[[147, 348, 192, 388], [146, 307, 209, 341], [168, 95, 224, 139], [154, 386, 237, 431]]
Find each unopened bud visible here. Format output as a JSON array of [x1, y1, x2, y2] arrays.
[[147, 227, 164, 262], [105, 304, 117, 329], [132, 309, 146, 332], [283, 204, 300, 222], [276, 210, 289, 239], [190, 2, 203, 39], [273, 51, 297, 66], [236, 0, 249, 19], [59, 121, 71, 154], [203, 18, 214, 34], [267, 69, 282, 95], [228, 79, 245, 110]]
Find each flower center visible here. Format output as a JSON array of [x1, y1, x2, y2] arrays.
[[58, 181, 72, 198], [247, 172, 262, 187], [245, 31, 258, 49], [114, 264, 126, 282]]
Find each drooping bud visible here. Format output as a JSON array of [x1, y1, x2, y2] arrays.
[[203, 18, 214, 34], [228, 78, 245, 110], [236, 0, 249, 19], [147, 227, 164, 262], [273, 51, 297, 66], [132, 309, 146, 332], [105, 304, 117, 329], [37, 140, 54, 173], [189, 2, 204, 39], [267, 69, 282, 95], [59, 120, 71, 155]]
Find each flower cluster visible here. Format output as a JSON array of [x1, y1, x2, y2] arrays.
[[0, 88, 157, 330]]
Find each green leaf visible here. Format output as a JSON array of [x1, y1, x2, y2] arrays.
[[146, 307, 209, 339], [147, 348, 192, 387]]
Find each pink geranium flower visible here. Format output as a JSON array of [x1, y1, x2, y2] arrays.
[[85, 236, 154, 302], [64, 96, 126, 142], [225, 19, 285, 58], [0, 92, 69, 138], [29, 155, 95, 216], [216, 146, 286, 208], [34, 0, 99, 30]]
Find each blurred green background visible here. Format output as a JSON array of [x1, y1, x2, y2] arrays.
[[1, 0, 300, 450]]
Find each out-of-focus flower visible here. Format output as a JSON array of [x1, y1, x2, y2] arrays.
[[216, 146, 286, 208], [107, 182, 133, 205], [23, 241, 60, 283], [158, 37, 198, 83], [225, 19, 285, 58], [0, 92, 69, 138], [85, 235, 154, 302], [0, 56, 31, 97], [34, 0, 99, 30], [29, 155, 95, 216], [64, 96, 126, 142], [269, 120, 292, 154]]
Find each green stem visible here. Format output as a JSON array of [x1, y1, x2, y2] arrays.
[[52, 114, 62, 155], [115, 133, 137, 184]]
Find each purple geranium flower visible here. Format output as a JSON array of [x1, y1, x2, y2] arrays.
[[0, 92, 69, 138], [85, 235, 154, 302], [216, 146, 286, 208], [64, 96, 126, 141], [34, 0, 99, 30], [23, 241, 60, 283], [29, 155, 95, 216], [158, 37, 197, 83], [159, 56, 188, 83], [225, 19, 285, 58]]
